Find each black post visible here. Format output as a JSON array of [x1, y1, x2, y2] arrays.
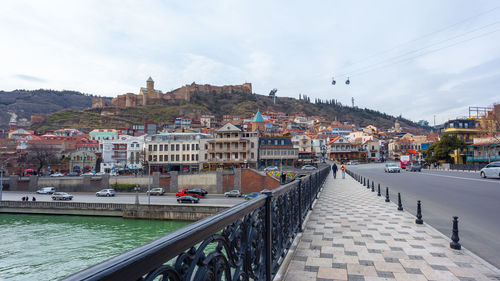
[[367, 179, 370, 189], [363, 178, 366, 186], [385, 187, 390, 202], [450, 216, 461, 250], [298, 179, 303, 232], [415, 200, 423, 224], [262, 190, 273, 281], [377, 184, 381, 196], [371, 182, 375, 192], [397, 193, 403, 211]]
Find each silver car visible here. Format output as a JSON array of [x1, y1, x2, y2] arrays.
[[480, 161, 500, 179], [96, 189, 116, 197], [384, 163, 401, 173], [51, 192, 73, 200]]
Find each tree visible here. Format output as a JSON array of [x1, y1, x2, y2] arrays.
[[26, 143, 59, 175], [424, 134, 465, 163]]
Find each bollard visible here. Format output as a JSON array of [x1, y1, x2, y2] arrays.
[[363, 178, 366, 186], [367, 179, 370, 189], [385, 187, 390, 202], [397, 193, 403, 211], [371, 182, 375, 192], [377, 184, 381, 196], [415, 200, 423, 224], [450, 216, 461, 250]]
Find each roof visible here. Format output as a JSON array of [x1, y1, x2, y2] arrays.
[[253, 111, 265, 122], [147, 77, 154, 82]]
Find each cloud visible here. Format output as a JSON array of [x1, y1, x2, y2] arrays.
[[13, 74, 46, 83]]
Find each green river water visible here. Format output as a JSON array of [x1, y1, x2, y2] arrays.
[[0, 213, 191, 281]]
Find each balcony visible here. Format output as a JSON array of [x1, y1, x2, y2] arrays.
[[214, 137, 243, 143], [467, 155, 500, 162]]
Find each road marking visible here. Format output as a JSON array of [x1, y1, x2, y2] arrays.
[[421, 172, 500, 183]]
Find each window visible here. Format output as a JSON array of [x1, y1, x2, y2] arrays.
[[148, 145, 152, 151], [196, 144, 199, 150], [192, 154, 195, 161], [186, 144, 190, 151], [176, 155, 179, 161], [159, 145, 163, 151], [251, 152, 254, 159], [171, 144, 175, 151], [182, 144, 185, 150], [251, 142, 254, 148], [148, 155, 152, 161], [182, 155, 186, 161], [153, 145, 157, 151], [205, 154, 207, 160], [192, 144, 195, 150], [165, 145, 168, 151], [159, 155, 163, 161], [176, 144, 179, 151], [171, 155, 174, 161], [196, 154, 199, 161]]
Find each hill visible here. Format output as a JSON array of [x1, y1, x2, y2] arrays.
[[0, 89, 96, 129], [30, 90, 429, 134]]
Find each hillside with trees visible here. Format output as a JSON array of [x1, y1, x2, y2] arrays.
[[0, 89, 96, 129], [30, 89, 430, 134]]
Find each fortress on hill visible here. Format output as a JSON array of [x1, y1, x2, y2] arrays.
[[92, 77, 252, 108]]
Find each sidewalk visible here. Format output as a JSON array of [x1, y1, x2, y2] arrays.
[[283, 173, 500, 281]]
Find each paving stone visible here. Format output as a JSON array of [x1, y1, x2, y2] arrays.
[[317, 267, 348, 280], [404, 267, 423, 274], [376, 271, 395, 278]]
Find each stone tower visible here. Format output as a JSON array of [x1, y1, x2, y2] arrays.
[[147, 77, 154, 91]]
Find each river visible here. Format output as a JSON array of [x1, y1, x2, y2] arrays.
[[0, 213, 191, 280]]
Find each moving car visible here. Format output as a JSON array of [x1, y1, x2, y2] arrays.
[[36, 187, 56, 194], [264, 166, 279, 172], [51, 192, 73, 200], [147, 188, 165, 196], [407, 163, 422, 172], [176, 188, 207, 198], [480, 161, 500, 179], [301, 165, 317, 170], [50, 173, 64, 177], [244, 192, 259, 200], [96, 189, 116, 197], [384, 163, 401, 173], [177, 195, 200, 203], [224, 190, 242, 197]]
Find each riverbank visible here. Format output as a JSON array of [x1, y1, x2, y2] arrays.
[[0, 200, 230, 221]]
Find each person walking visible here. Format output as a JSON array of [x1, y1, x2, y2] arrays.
[[340, 162, 346, 179], [331, 162, 338, 179]]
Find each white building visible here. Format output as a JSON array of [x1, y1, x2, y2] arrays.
[[100, 135, 145, 173]]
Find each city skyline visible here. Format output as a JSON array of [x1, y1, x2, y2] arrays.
[[1, 0, 500, 125]]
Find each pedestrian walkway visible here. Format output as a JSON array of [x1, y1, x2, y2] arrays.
[[283, 174, 500, 281]]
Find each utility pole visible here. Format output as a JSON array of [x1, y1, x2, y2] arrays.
[[147, 162, 151, 205], [434, 115, 436, 126], [352, 97, 354, 107]]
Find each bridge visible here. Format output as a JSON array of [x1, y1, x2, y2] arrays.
[[61, 167, 330, 281]]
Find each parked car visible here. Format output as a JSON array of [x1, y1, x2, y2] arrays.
[[50, 173, 64, 177], [244, 192, 260, 200], [94, 172, 106, 176], [188, 189, 208, 197], [177, 195, 200, 203], [82, 172, 94, 176], [384, 163, 401, 173], [480, 161, 500, 179], [147, 188, 165, 196], [36, 187, 56, 194], [51, 192, 73, 201], [407, 163, 422, 172], [264, 166, 279, 171], [67, 172, 80, 177], [96, 189, 116, 197], [301, 165, 317, 170], [224, 190, 242, 197]]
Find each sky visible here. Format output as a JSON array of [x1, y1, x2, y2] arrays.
[[1, 0, 500, 125]]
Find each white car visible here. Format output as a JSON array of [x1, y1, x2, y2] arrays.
[[301, 165, 317, 170], [264, 166, 279, 171], [384, 163, 401, 173], [36, 187, 56, 194], [96, 189, 116, 197], [51, 192, 73, 200], [480, 162, 500, 179], [50, 173, 64, 177]]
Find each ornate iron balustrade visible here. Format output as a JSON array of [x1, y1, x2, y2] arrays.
[[62, 166, 330, 281]]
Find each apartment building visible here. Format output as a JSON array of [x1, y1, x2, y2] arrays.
[[100, 135, 145, 173], [146, 133, 212, 173], [258, 136, 298, 168], [203, 123, 259, 169]]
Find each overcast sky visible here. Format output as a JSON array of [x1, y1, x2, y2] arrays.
[[1, 0, 499, 125]]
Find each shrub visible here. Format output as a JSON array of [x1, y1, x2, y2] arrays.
[[111, 183, 137, 192]]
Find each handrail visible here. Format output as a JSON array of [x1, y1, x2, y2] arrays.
[[62, 166, 330, 281]]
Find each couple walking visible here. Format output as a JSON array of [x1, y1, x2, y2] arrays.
[[331, 162, 346, 179]]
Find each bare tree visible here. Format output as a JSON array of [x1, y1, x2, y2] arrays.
[[26, 143, 59, 175]]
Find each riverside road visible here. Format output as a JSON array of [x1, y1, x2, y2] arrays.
[[2, 192, 245, 206], [347, 163, 500, 268]]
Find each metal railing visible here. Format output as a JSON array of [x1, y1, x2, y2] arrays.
[[449, 163, 487, 172], [63, 166, 330, 281]]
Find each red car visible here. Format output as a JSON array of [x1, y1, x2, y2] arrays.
[[175, 188, 202, 198]]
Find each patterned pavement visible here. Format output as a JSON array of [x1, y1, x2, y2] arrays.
[[283, 173, 500, 281]]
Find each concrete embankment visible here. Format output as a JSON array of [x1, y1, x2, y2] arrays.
[[0, 201, 229, 221]]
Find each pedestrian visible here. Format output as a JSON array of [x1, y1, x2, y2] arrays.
[[340, 162, 346, 179], [32, 196, 36, 201], [332, 162, 338, 179], [21, 196, 25, 201], [280, 172, 286, 184]]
